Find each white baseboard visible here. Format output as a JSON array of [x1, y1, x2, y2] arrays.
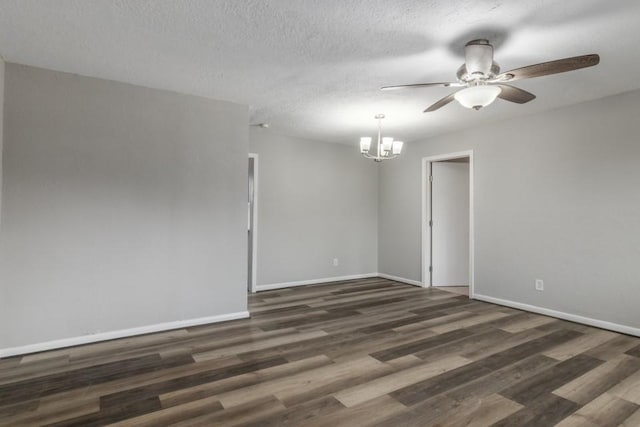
[[255, 273, 379, 292], [377, 273, 424, 287], [0, 311, 250, 358], [473, 294, 640, 338]]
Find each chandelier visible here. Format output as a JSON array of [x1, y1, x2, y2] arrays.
[[359, 114, 403, 162]]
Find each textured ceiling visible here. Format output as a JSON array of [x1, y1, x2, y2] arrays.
[[0, 0, 639, 144]]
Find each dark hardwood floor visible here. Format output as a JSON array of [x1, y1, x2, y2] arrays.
[[1, 278, 640, 426]]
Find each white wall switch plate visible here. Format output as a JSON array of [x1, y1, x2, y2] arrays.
[[333, 258, 339, 267], [535, 279, 544, 291]]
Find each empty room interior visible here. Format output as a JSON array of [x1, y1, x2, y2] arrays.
[[1, 1, 640, 426]]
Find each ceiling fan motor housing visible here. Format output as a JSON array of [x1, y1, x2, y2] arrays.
[[457, 39, 500, 82]]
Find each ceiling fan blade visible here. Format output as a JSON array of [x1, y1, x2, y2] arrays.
[[423, 91, 458, 113], [498, 54, 599, 81], [497, 84, 536, 104], [381, 82, 460, 91]]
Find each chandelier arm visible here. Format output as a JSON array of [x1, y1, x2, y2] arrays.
[[362, 153, 398, 161]]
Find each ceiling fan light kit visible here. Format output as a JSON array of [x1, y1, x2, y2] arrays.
[[360, 114, 403, 162], [454, 84, 502, 110]]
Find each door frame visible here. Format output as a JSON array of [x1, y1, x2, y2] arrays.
[[421, 150, 475, 297], [248, 153, 259, 293]]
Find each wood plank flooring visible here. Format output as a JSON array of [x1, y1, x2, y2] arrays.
[[1, 278, 640, 426]]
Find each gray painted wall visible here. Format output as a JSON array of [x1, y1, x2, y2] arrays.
[[249, 128, 378, 286], [0, 64, 249, 349], [0, 60, 3, 321], [379, 89, 640, 329], [0, 58, 4, 228]]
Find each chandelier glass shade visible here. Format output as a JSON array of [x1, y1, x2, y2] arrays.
[[360, 114, 403, 162]]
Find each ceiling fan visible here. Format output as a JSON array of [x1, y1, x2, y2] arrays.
[[381, 39, 599, 112]]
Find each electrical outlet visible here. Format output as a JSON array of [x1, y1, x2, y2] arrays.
[[535, 279, 544, 291], [333, 258, 339, 267]]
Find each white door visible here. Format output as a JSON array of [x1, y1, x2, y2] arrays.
[[431, 161, 470, 286], [248, 157, 255, 291]]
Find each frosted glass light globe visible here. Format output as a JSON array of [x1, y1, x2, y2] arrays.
[[455, 85, 502, 110]]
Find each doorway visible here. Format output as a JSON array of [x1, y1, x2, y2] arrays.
[[422, 151, 474, 297], [248, 154, 258, 293]]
